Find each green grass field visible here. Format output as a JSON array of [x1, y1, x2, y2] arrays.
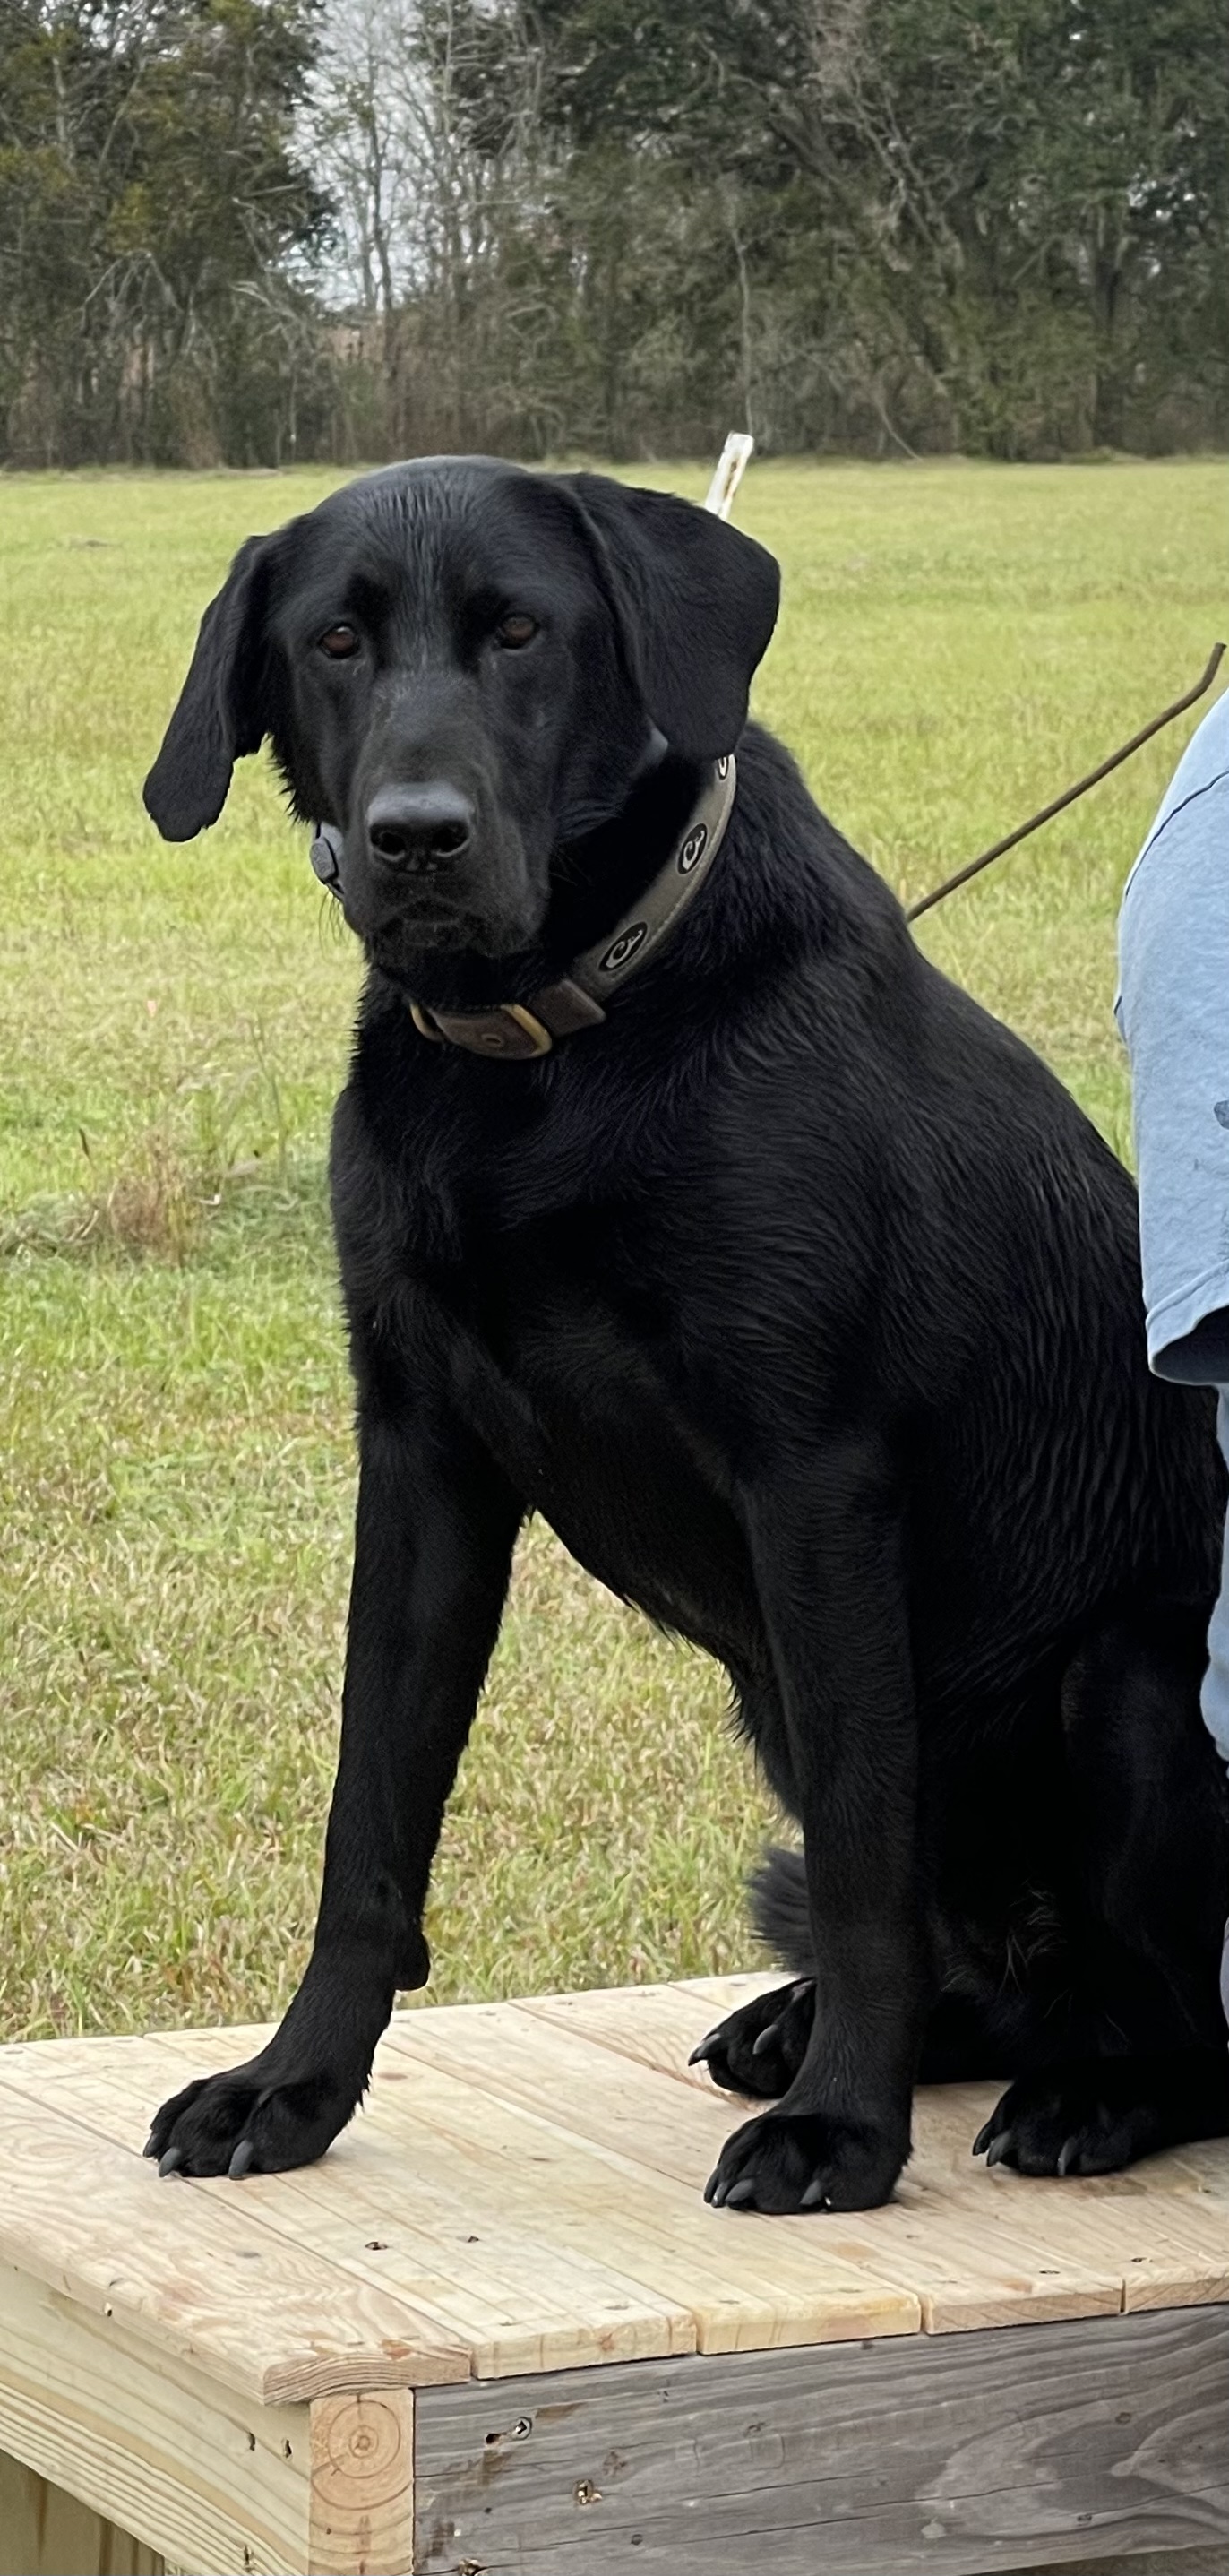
[[2, 455, 1225, 2046]]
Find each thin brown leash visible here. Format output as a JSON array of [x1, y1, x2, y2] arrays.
[[704, 433, 1222, 929], [905, 640, 1226, 923]]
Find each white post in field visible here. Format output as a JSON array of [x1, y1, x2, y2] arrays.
[[704, 432, 754, 521]]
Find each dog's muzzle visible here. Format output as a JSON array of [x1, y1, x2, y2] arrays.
[[306, 754, 737, 1060]]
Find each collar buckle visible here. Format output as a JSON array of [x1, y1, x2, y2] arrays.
[[410, 1000, 554, 1058]]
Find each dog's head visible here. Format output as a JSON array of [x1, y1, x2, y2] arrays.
[[143, 460, 779, 965]]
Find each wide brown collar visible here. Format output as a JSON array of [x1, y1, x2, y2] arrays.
[[310, 754, 737, 1063]]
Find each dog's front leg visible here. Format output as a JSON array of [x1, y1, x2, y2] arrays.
[[707, 1433, 926, 2213], [146, 1400, 520, 2177]]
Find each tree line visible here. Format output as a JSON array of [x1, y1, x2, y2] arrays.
[[3, 0, 1226, 469]]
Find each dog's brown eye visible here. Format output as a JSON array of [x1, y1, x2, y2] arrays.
[[494, 613, 538, 649], [319, 624, 359, 659]]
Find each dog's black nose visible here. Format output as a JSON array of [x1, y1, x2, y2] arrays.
[[365, 785, 475, 870]]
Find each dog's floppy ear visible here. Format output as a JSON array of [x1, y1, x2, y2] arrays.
[[558, 472, 779, 762], [143, 533, 272, 840]]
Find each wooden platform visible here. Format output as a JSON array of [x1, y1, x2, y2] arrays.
[[4, 1973, 1229, 2574]]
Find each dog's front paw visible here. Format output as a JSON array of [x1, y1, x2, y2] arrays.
[[690, 1981, 815, 2099], [704, 2105, 907, 2213], [144, 2054, 362, 2179]]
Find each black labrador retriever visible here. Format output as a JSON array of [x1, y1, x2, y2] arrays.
[[142, 459, 1229, 2212]]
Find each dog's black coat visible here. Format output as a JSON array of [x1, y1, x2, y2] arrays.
[[143, 459, 1229, 2210]]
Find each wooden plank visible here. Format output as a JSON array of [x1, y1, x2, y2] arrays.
[[384, 1995, 761, 2176], [0, 2262, 310, 2575], [43, 2009, 1226, 2330], [144, 2029, 700, 2378], [414, 2304, 1229, 2574], [9, 2023, 914, 2368], [533, 1989, 1229, 2324], [254, 2150, 698, 2382], [0, 2078, 470, 2404], [366, 2026, 921, 2355], [331, 2074, 913, 2358], [523, 1976, 780, 2090], [308, 2391, 414, 2576], [674, 1970, 786, 2011], [0, 2449, 161, 2576], [268, 2163, 695, 2382], [7, 1994, 1229, 2406], [58, 2025, 907, 2365], [1152, 2134, 1229, 2200], [908, 2085, 1229, 2316], [1010, 2561, 1229, 2575], [382, 2002, 1126, 2335], [4, 2036, 699, 2382], [1, 2268, 418, 2575]]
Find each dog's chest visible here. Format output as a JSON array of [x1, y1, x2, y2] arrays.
[[451, 1231, 757, 1660]]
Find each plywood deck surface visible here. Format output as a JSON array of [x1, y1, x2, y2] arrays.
[[4, 1971, 1229, 2405]]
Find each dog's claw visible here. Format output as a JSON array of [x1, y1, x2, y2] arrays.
[[800, 2176, 830, 2209], [142, 2131, 159, 2158], [705, 2172, 728, 2207], [972, 2117, 993, 2157], [689, 2030, 721, 2068], [752, 2020, 783, 2059], [1056, 2136, 1079, 2177], [985, 2130, 1012, 2167], [725, 2177, 757, 2209], [228, 2138, 256, 2180], [157, 2146, 184, 2177]]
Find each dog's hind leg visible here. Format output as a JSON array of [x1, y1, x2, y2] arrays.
[[700, 1844, 1067, 2095], [1062, 1599, 1229, 2035], [690, 1964, 816, 2105], [687, 1687, 820, 2101], [686, 1659, 820, 2098], [975, 1600, 1229, 2175], [973, 2046, 1229, 2175]]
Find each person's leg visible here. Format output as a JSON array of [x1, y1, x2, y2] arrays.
[[1202, 1389, 1229, 1770], [1205, 1390, 1229, 2030]]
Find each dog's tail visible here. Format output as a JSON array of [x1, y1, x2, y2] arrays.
[[749, 1844, 816, 1977]]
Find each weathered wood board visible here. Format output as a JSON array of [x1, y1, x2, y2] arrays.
[[0, 2453, 159, 2576], [415, 2305, 1229, 2574]]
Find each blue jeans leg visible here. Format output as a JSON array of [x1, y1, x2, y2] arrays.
[[1203, 1394, 1229, 2027], [1202, 1391, 1229, 1769]]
